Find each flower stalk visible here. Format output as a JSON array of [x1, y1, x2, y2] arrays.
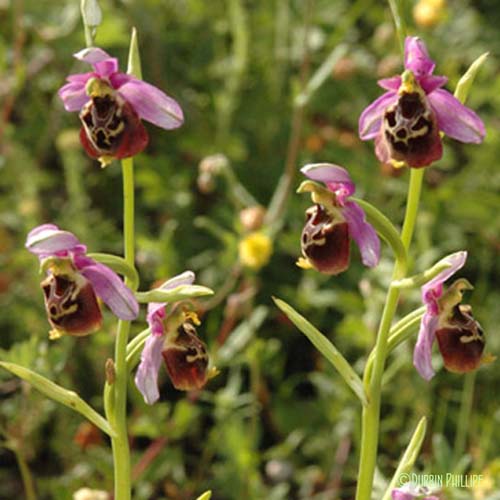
[[356, 168, 425, 500], [104, 157, 136, 500], [104, 37, 141, 499]]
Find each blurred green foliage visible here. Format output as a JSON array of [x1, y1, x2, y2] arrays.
[[0, 0, 499, 499]]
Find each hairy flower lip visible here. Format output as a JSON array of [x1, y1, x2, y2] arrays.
[[299, 163, 380, 273], [26, 224, 139, 336], [359, 36, 485, 167]]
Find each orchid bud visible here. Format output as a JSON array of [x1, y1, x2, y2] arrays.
[[239, 205, 266, 231]]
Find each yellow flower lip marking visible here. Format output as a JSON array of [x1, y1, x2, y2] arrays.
[[98, 155, 114, 168], [40, 256, 75, 276], [297, 180, 336, 207], [49, 328, 64, 340], [85, 77, 114, 98], [183, 311, 201, 326], [296, 257, 313, 270], [399, 70, 422, 96], [438, 278, 474, 315]]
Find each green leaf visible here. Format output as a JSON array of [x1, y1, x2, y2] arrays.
[[454, 52, 489, 104], [126, 328, 151, 372], [88, 252, 139, 291], [127, 27, 142, 79], [381, 417, 427, 500], [392, 251, 465, 290], [273, 297, 368, 406], [135, 284, 214, 304], [0, 361, 116, 437], [352, 197, 408, 276], [195, 491, 212, 500]]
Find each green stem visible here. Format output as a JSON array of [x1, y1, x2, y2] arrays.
[[355, 169, 425, 500], [12, 447, 37, 500], [105, 157, 136, 500], [452, 371, 476, 467], [388, 0, 406, 55]]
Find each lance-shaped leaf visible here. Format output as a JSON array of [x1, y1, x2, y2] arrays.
[[135, 284, 213, 304], [365, 307, 426, 383], [392, 251, 465, 290], [273, 297, 367, 406], [0, 361, 115, 437], [454, 52, 489, 104], [381, 417, 427, 500], [127, 27, 142, 79], [195, 492, 212, 500]]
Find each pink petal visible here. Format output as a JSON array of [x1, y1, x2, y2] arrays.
[[74, 47, 112, 65], [404, 36, 435, 77], [301, 163, 355, 202], [419, 74, 447, 94], [109, 72, 133, 89], [413, 312, 439, 380], [118, 78, 184, 129], [26, 224, 81, 256], [428, 89, 486, 143], [67, 72, 95, 83], [378, 76, 401, 91], [58, 81, 90, 112], [342, 201, 380, 268], [146, 271, 196, 335], [422, 251, 467, 302], [358, 91, 397, 140], [76, 257, 139, 320], [74, 47, 118, 77], [391, 489, 415, 500], [135, 335, 165, 405]]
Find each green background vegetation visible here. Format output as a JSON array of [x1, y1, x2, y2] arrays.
[[0, 0, 499, 498]]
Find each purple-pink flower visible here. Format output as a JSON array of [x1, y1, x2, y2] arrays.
[[135, 271, 209, 405], [392, 484, 439, 500], [413, 251, 485, 380], [298, 163, 380, 275], [359, 36, 485, 168], [58, 48, 184, 166], [26, 224, 138, 338]]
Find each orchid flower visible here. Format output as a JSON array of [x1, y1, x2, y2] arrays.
[[58, 48, 184, 166], [26, 224, 138, 339], [359, 37, 485, 168], [135, 271, 209, 405], [413, 251, 485, 380], [297, 163, 380, 275], [392, 483, 440, 500]]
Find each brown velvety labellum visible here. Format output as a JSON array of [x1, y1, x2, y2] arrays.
[[436, 304, 485, 373], [79, 93, 149, 160], [382, 91, 442, 168], [301, 204, 350, 275], [162, 322, 209, 391], [41, 273, 102, 336]]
